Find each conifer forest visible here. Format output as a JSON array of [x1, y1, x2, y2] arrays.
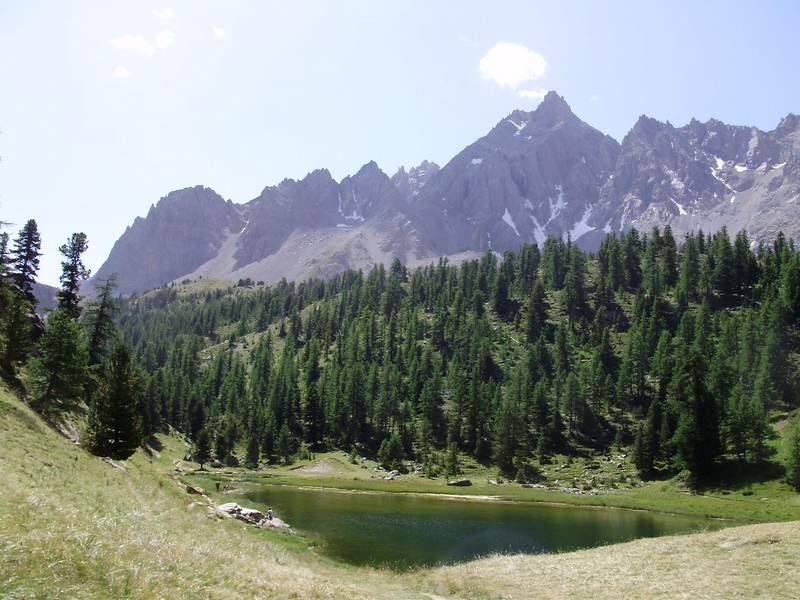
[[117, 226, 800, 483], [4, 222, 800, 485]]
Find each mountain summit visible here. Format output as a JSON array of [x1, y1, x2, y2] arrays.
[[93, 92, 800, 294]]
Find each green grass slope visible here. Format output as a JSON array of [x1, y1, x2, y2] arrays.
[[0, 386, 418, 599], [3, 383, 800, 599]]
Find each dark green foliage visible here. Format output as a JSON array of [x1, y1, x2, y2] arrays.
[[785, 420, 800, 492], [57, 232, 90, 319], [193, 428, 212, 469], [86, 345, 142, 460], [0, 287, 33, 379], [245, 433, 260, 469], [81, 275, 120, 366], [27, 308, 90, 408], [378, 434, 404, 472], [669, 349, 721, 479], [10, 219, 42, 304], [103, 232, 800, 485]]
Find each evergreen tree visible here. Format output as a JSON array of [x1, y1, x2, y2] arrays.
[[245, 433, 261, 469], [525, 277, 548, 343], [10, 219, 42, 304], [678, 232, 701, 303], [0, 288, 33, 380], [275, 422, 295, 464], [192, 428, 212, 469], [27, 308, 90, 409], [784, 420, 800, 492], [669, 349, 720, 480], [56, 232, 90, 319], [86, 345, 142, 460], [377, 434, 404, 472], [81, 274, 120, 366]]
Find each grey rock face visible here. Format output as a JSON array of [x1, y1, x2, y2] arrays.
[[93, 93, 800, 295], [405, 91, 620, 254], [93, 186, 244, 295]]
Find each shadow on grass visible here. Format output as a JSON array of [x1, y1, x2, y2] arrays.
[[705, 458, 786, 492], [146, 434, 165, 452]]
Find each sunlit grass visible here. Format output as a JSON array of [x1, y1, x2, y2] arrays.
[[3, 384, 800, 599]]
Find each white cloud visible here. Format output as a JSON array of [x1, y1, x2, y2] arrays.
[[590, 94, 600, 102], [213, 26, 230, 40], [114, 65, 132, 78], [478, 42, 547, 89], [517, 88, 548, 101], [153, 8, 175, 20], [110, 35, 156, 57], [155, 28, 176, 49]]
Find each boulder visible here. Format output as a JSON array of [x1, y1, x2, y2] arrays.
[[447, 478, 472, 487], [185, 484, 204, 495], [216, 502, 265, 524]]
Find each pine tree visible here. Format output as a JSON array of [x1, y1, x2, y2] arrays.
[[193, 428, 212, 470], [525, 277, 548, 343], [377, 434, 404, 472], [86, 345, 142, 460], [56, 232, 90, 319], [81, 274, 120, 366], [784, 420, 800, 492], [245, 433, 261, 469], [669, 349, 720, 481], [0, 288, 33, 380], [10, 219, 42, 304], [28, 308, 90, 409], [275, 422, 295, 464], [677, 233, 701, 306]]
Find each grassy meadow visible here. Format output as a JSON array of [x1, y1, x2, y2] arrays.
[[3, 383, 800, 599]]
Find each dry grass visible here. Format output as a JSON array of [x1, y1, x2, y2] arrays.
[[419, 520, 800, 599], [0, 389, 416, 599], [3, 386, 800, 599]]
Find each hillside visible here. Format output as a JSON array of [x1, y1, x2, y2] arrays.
[[0, 385, 411, 598], [3, 385, 800, 598], [114, 230, 800, 492]]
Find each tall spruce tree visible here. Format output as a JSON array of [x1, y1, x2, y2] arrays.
[[784, 420, 800, 492], [669, 349, 721, 481], [57, 232, 90, 319], [10, 219, 42, 304], [27, 308, 89, 408], [81, 274, 120, 366], [86, 345, 142, 460]]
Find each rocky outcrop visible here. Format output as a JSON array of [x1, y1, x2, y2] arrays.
[[405, 92, 621, 255], [92, 186, 244, 295], [92, 93, 800, 295], [216, 502, 289, 528]]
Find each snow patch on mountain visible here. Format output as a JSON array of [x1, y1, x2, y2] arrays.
[[570, 205, 595, 239], [546, 185, 565, 225], [502, 208, 521, 236], [507, 117, 530, 135], [670, 198, 688, 215]]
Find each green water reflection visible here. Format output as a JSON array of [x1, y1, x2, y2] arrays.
[[245, 485, 722, 570]]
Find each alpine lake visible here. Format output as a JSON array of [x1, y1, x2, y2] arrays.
[[243, 484, 725, 570]]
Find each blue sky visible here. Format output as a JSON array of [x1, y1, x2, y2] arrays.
[[1, 0, 798, 286]]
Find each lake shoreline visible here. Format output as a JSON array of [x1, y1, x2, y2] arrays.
[[189, 448, 800, 524], [236, 478, 724, 570]]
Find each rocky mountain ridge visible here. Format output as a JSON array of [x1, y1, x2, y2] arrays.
[[93, 91, 800, 295]]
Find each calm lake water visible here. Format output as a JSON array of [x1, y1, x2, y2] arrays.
[[244, 484, 723, 570]]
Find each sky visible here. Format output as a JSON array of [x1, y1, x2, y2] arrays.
[[1, 1, 798, 286]]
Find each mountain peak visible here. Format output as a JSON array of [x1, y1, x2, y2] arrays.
[[524, 91, 580, 132], [540, 90, 569, 108]]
